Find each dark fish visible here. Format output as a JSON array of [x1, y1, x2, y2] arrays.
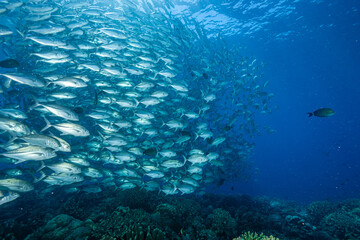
[[307, 108, 335, 117], [0, 59, 19, 68], [143, 148, 157, 157], [73, 107, 84, 114], [180, 130, 191, 136], [203, 73, 209, 79], [94, 90, 98, 106], [223, 125, 232, 131], [217, 178, 225, 187]]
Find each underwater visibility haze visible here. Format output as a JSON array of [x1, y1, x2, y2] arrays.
[[0, 0, 360, 239]]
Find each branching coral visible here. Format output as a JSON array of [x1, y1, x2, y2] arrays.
[[340, 199, 360, 212], [124, 225, 165, 240], [210, 208, 237, 238], [320, 209, 360, 239], [306, 201, 338, 225], [233, 231, 280, 240], [25, 214, 93, 240], [283, 215, 315, 239]]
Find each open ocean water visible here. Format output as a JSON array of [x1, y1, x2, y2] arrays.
[[0, 0, 359, 239]]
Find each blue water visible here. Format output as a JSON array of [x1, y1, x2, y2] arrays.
[[1, 1, 360, 239], [191, 0, 360, 202], [0, 0, 359, 205]]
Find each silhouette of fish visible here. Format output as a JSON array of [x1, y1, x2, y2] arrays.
[[307, 108, 335, 117], [0, 59, 19, 68]]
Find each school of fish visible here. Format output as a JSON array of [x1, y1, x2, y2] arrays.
[[0, 0, 273, 206]]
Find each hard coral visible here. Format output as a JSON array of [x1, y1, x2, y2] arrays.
[[91, 206, 152, 239], [210, 208, 236, 238], [124, 225, 165, 240], [283, 215, 315, 239], [25, 214, 93, 240], [321, 209, 360, 240], [233, 231, 280, 240], [340, 199, 360, 212], [306, 201, 338, 225], [91, 205, 176, 239]]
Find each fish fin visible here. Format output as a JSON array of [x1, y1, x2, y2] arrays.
[[182, 155, 187, 165], [30, 129, 38, 134], [139, 181, 145, 190], [97, 130, 105, 142], [41, 116, 52, 132], [37, 161, 46, 172], [28, 96, 41, 112], [307, 113, 313, 117], [7, 135, 18, 144], [2, 77, 12, 88], [34, 171, 46, 183], [200, 89, 205, 98], [0, 130, 7, 136], [14, 159, 26, 164], [15, 29, 25, 38]]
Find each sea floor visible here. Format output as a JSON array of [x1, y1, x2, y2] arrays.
[[0, 188, 358, 240]]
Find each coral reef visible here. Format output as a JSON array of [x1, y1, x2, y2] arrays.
[[233, 231, 280, 240], [25, 214, 93, 240], [91, 205, 168, 239], [320, 209, 360, 239], [282, 215, 315, 239], [123, 225, 165, 240], [209, 208, 236, 238], [1, 189, 360, 240], [306, 201, 338, 225]]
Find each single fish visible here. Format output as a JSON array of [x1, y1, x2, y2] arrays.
[[41, 117, 90, 137], [1, 145, 57, 164], [0, 191, 20, 205], [20, 134, 61, 151], [34, 103, 79, 121], [0, 117, 30, 136], [0, 178, 34, 192], [0, 59, 20, 68], [0, 73, 46, 88], [307, 108, 335, 117], [0, 109, 27, 119]]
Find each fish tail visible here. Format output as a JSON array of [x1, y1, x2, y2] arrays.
[[34, 171, 46, 183], [15, 159, 26, 164], [28, 95, 41, 112], [15, 29, 25, 39], [97, 130, 105, 142], [36, 162, 46, 172], [182, 155, 187, 164], [3, 78, 12, 89], [307, 113, 313, 117], [134, 98, 139, 108], [41, 116, 52, 132]]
